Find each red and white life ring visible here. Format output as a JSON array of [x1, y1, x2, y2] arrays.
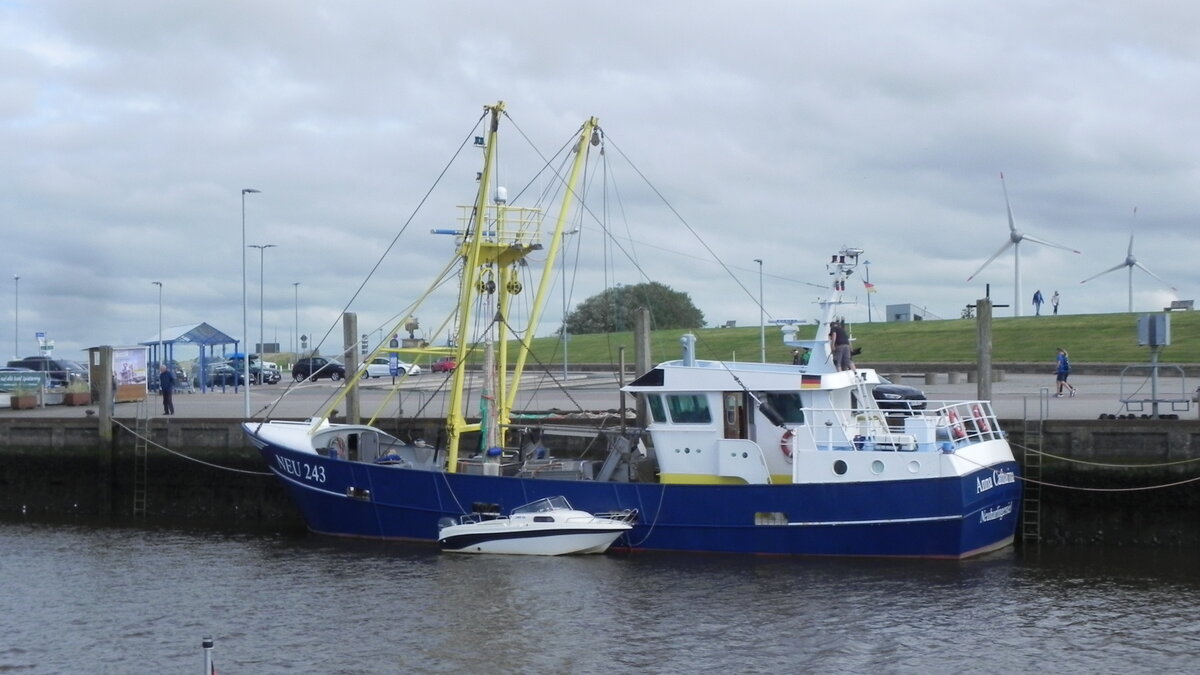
[[971, 404, 991, 433], [779, 429, 795, 460], [947, 410, 966, 440]]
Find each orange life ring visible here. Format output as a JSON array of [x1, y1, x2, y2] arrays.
[[947, 410, 966, 440], [971, 404, 991, 433], [779, 429, 795, 459]]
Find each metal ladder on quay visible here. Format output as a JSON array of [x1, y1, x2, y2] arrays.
[[132, 399, 151, 517], [1019, 389, 1049, 542]]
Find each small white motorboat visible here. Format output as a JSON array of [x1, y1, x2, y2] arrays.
[[437, 496, 634, 555]]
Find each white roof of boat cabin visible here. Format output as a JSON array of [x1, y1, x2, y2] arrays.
[[623, 359, 884, 392]]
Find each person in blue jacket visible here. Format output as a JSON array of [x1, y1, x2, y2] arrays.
[[1055, 347, 1076, 398]]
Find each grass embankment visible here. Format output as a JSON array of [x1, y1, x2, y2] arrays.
[[525, 312, 1200, 367]]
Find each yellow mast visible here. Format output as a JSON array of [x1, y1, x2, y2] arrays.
[[443, 106, 599, 472], [444, 102, 504, 470], [501, 117, 599, 417]]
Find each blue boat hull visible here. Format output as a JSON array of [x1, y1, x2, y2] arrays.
[[258, 439, 1017, 554], [258, 443, 1020, 558]]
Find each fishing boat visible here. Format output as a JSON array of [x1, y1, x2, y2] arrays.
[[437, 496, 634, 555], [244, 102, 1021, 559]]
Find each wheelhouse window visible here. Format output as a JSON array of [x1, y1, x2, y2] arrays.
[[764, 392, 805, 424], [647, 395, 667, 423], [667, 394, 712, 424]]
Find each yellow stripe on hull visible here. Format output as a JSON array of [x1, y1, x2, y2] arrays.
[[658, 473, 795, 485]]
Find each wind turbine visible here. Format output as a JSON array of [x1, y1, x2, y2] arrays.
[[1080, 230, 1176, 312], [967, 173, 1081, 316]]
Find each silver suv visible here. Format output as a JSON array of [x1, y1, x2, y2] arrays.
[[6, 356, 89, 388]]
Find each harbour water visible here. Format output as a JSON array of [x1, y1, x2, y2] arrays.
[[1, 518, 1196, 674]]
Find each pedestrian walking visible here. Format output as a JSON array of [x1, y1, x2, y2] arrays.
[[1051, 291, 1060, 315], [159, 364, 176, 415], [1033, 289, 1045, 316], [1054, 347, 1076, 398]]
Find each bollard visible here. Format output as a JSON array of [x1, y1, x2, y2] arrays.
[[924, 373, 938, 386], [948, 372, 962, 384], [993, 369, 1005, 382], [966, 371, 977, 384]]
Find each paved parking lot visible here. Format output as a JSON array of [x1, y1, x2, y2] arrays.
[[2, 370, 1195, 422], [920, 371, 1197, 421]]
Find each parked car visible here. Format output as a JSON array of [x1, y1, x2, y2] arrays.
[[192, 361, 242, 388], [873, 377, 928, 412], [260, 361, 282, 384], [362, 356, 422, 379], [431, 356, 457, 373], [227, 355, 271, 384], [293, 357, 346, 382], [6, 356, 89, 388]]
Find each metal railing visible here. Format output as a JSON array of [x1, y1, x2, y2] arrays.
[[797, 400, 1004, 453]]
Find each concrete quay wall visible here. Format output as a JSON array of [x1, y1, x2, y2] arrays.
[[2, 417, 1198, 547], [1011, 418, 1200, 547]]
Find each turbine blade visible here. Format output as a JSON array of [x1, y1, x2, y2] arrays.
[[1134, 262, 1177, 292], [967, 240, 1014, 281], [1000, 173, 1016, 233], [1021, 233, 1081, 254], [1126, 231, 1135, 257], [1080, 262, 1128, 284]]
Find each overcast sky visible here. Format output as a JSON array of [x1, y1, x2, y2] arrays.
[[4, 1, 1198, 363]]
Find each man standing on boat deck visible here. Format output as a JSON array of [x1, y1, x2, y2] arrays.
[[829, 320, 853, 371], [158, 364, 175, 415]]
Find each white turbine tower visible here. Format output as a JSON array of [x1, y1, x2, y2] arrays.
[[967, 173, 1081, 316], [1080, 230, 1176, 312]]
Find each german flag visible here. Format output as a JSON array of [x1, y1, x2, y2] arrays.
[[801, 375, 821, 390]]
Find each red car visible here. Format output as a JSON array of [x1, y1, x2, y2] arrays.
[[431, 357, 457, 373]]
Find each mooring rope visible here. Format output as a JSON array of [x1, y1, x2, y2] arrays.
[[623, 483, 668, 548], [961, 440, 1200, 492], [112, 419, 274, 476], [1018, 472, 1200, 492], [1016, 442, 1200, 468]]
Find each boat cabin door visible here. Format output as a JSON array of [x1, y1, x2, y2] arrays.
[[723, 392, 749, 440]]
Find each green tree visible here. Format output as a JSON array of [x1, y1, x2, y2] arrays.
[[565, 282, 705, 334]]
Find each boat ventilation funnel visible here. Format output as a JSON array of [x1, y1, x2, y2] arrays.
[[680, 333, 696, 367]]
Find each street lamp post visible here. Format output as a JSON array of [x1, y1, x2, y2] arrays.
[[12, 275, 19, 359], [248, 243, 277, 380], [754, 258, 764, 363], [241, 188, 261, 417], [293, 282, 300, 356], [864, 260, 872, 323], [153, 281, 163, 367]]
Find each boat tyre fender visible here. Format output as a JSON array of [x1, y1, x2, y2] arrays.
[[971, 404, 991, 433], [947, 410, 966, 440], [779, 428, 794, 460]]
